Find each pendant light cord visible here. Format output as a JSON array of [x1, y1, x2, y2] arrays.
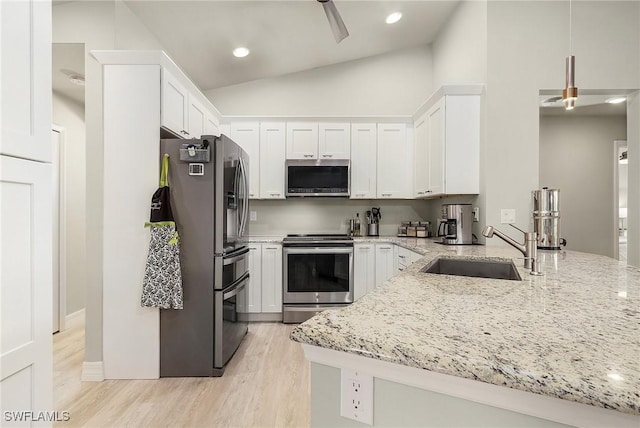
[[569, 0, 572, 54]]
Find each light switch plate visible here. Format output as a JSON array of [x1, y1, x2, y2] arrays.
[[501, 209, 516, 224], [472, 207, 480, 222], [250, 211, 257, 221]]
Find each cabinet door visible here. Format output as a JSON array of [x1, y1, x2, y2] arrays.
[[0, 0, 52, 162], [427, 98, 445, 196], [261, 245, 283, 313], [204, 114, 220, 137], [444, 95, 480, 195], [260, 122, 286, 199], [377, 124, 412, 198], [375, 244, 395, 287], [188, 97, 206, 139], [350, 124, 377, 199], [354, 244, 376, 300], [413, 113, 429, 197], [318, 123, 350, 159], [161, 68, 189, 137], [286, 122, 318, 159], [230, 122, 260, 199], [246, 244, 262, 313]]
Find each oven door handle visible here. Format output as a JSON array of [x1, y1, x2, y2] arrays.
[[283, 247, 353, 255], [223, 273, 250, 300], [223, 247, 250, 265]]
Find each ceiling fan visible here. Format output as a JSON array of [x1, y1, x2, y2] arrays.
[[317, 0, 349, 43]]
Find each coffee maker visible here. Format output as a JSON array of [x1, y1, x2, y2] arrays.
[[437, 204, 473, 245]]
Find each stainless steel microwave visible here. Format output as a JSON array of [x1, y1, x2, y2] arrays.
[[285, 159, 350, 197]]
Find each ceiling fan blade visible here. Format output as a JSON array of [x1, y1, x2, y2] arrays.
[[321, 0, 349, 43]]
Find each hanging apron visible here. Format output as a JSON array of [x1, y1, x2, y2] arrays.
[[141, 154, 184, 309]]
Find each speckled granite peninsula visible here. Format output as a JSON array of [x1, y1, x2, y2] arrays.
[[290, 238, 640, 421]]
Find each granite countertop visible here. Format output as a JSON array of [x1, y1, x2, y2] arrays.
[[290, 239, 640, 416]]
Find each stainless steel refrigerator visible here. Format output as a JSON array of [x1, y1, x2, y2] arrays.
[[159, 135, 250, 377]]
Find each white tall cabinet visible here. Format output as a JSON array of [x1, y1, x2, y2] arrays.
[[350, 124, 377, 199], [259, 122, 286, 199], [230, 122, 260, 198], [377, 124, 413, 199], [1, 0, 53, 416]]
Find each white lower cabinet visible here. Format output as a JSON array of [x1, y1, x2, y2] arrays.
[[244, 244, 262, 313], [261, 244, 283, 313], [375, 244, 395, 288], [240, 243, 282, 314], [396, 246, 422, 274], [354, 243, 376, 300]]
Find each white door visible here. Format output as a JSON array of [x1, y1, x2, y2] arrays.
[[204, 114, 220, 137], [260, 122, 286, 199], [161, 68, 189, 137], [1, 156, 54, 419], [377, 124, 411, 198], [350, 124, 377, 199], [1, 0, 54, 418], [247, 244, 263, 313], [188, 97, 206, 139], [51, 129, 62, 333], [413, 113, 429, 197]]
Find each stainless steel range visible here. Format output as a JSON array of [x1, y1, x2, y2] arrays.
[[282, 234, 354, 323]]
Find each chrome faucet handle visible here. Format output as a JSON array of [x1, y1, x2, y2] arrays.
[[508, 223, 526, 234]]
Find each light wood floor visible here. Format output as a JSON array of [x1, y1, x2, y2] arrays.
[[54, 319, 310, 427]]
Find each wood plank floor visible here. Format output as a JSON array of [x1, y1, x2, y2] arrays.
[[53, 319, 310, 427]]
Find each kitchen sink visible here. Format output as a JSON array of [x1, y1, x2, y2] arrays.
[[420, 257, 522, 281]]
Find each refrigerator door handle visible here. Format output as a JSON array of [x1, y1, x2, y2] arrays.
[[239, 157, 249, 237], [234, 162, 242, 237], [223, 246, 250, 265]]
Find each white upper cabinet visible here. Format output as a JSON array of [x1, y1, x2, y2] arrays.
[[414, 93, 480, 198], [427, 98, 445, 196], [318, 123, 351, 159], [204, 114, 220, 137], [188, 97, 207, 139], [260, 122, 286, 199], [377, 123, 413, 199], [286, 122, 319, 159], [413, 114, 429, 197], [161, 69, 189, 137], [161, 67, 222, 140], [350, 123, 377, 199], [230, 122, 260, 199], [0, 0, 52, 162]]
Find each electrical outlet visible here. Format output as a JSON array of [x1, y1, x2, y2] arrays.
[[340, 369, 374, 425], [472, 207, 480, 222], [250, 211, 257, 221], [501, 209, 516, 224]]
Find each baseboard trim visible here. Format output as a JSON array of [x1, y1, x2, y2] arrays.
[[65, 308, 85, 327], [81, 361, 105, 382], [239, 312, 283, 322]]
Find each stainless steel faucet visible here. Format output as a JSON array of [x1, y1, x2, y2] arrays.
[[482, 225, 543, 276]]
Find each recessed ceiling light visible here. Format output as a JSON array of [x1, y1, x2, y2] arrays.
[[233, 47, 250, 58], [385, 12, 402, 24], [606, 96, 626, 104]]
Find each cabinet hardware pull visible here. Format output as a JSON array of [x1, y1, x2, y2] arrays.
[[322, 154, 333, 158], [417, 191, 424, 195], [382, 193, 392, 197], [265, 247, 279, 250], [426, 190, 432, 193], [249, 193, 255, 197], [303, 154, 314, 158]]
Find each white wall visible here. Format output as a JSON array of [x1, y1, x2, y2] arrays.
[[250, 199, 432, 237], [539, 115, 627, 258], [205, 45, 433, 116], [432, 1, 487, 88], [52, 92, 87, 315], [484, 1, 640, 263], [53, 0, 166, 364]]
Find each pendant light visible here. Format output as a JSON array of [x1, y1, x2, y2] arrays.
[[563, 0, 578, 110]]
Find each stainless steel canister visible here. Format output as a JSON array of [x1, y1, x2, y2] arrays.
[[532, 188, 566, 250]]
